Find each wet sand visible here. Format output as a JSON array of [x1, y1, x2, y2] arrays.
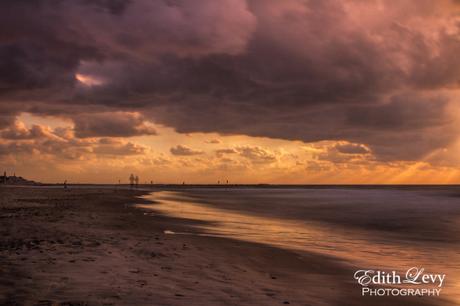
[[0, 186, 452, 305]]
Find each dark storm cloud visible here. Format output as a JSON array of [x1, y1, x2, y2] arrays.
[[73, 112, 156, 138], [334, 143, 370, 155], [345, 95, 450, 131], [1, 0, 460, 161], [0, 114, 15, 130]]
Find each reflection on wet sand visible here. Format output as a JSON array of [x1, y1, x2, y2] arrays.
[[138, 188, 460, 302]]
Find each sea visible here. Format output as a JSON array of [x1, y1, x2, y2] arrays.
[[137, 186, 460, 300]]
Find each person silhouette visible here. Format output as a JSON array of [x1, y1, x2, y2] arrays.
[[129, 174, 135, 188]]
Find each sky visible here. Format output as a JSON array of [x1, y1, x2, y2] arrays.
[[1, 0, 460, 184]]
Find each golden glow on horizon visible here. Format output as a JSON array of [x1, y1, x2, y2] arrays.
[[1, 113, 460, 184]]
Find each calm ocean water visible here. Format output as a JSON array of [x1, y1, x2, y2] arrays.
[[137, 187, 460, 299]]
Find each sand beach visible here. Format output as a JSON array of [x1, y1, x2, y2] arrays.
[[1, 186, 455, 306]]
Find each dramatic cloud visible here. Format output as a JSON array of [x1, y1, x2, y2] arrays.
[[72, 112, 156, 138], [235, 146, 277, 164], [1, 0, 460, 173], [1, 117, 459, 184], [92, 138, 148, 156], [215, 148, 238, 157], [216, 146, 277, 164], [0, 119, 149, 161], [334, 143, 370, 155], [0, 141, 35, 156], [1, 121, 51, 140], [170, 145, 204, 156]]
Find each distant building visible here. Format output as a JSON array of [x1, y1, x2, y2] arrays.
[[1, 171, 37, 185]]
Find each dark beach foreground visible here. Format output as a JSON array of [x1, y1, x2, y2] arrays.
[[0, 186, 452, 306]]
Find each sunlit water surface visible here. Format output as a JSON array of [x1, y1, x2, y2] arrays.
[[137, 188, 460, 301]]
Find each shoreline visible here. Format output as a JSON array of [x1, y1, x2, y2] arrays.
[[0, 187, 451, 305]]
